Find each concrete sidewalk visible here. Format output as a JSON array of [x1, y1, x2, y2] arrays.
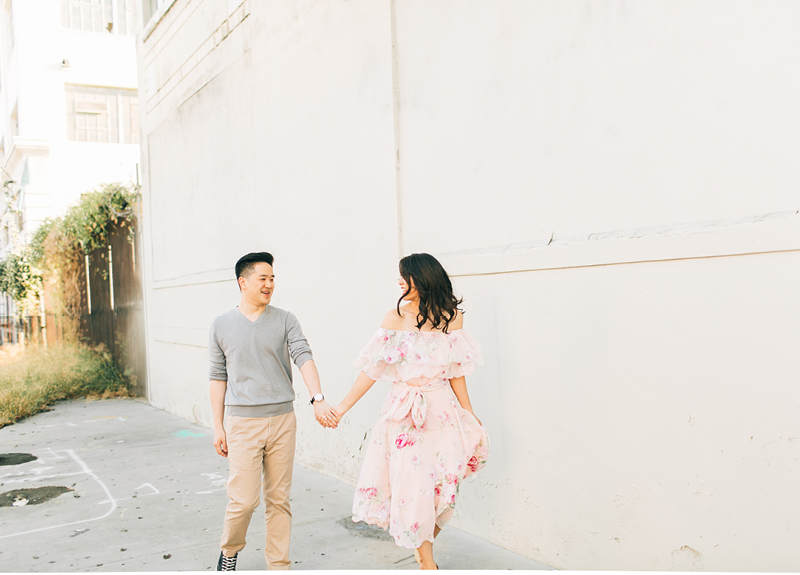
[[0, 398, 551, 571]]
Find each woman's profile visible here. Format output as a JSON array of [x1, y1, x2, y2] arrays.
[[333, 252, 489, 570]]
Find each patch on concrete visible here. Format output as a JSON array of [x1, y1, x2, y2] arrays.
[[0, 486, 72, 508], [671, 545, 704, 571], [337, 517, 393, 541], [0, 453, 37, 466]]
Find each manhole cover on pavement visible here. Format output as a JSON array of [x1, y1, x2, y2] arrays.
[[337, 517, 394, 541], [0, 486, 72, 508], [0, 453, 37, 466]]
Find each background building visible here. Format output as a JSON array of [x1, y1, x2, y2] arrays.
[[137, 1, 800, 570], [0, 0, 140, 261]]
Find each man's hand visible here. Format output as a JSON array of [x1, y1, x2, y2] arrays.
[[313, 400, 340, 429], [213, 428, 228, 457]]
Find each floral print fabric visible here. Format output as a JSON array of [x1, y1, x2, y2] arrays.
[[352, 329, 490, 549]]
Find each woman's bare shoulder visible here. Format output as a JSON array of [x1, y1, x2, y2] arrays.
[[380, 308, 405, 330], [448, 309, 464, 331]]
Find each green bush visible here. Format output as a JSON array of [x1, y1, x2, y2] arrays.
[[0, 344, 130, 427], [1, 183, 138, 322], [0, 252, 41, 317]]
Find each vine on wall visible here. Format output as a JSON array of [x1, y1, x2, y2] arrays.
[[0, 252, 41, 315], [0, 182, 138, 337]]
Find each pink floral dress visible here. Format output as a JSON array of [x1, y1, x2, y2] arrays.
[[351, 328, 490, 549]]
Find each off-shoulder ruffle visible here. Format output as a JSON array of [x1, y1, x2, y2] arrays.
[[354, 328, 483, 382]]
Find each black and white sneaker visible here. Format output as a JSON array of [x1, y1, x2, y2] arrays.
[[217, 552, 237, 571]]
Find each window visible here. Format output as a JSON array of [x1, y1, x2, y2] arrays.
[[65, 85, 140, 144], [61, 0, 137, 36], [113, 0, 137, 35], [142, 0, 167, 26]]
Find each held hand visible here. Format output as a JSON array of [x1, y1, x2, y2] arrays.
[[314, 400, 340, 429], [332, 404, 347, 420], [213, 428, 228, 457]]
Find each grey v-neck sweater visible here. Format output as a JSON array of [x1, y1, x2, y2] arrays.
[[208, 306, 314, 417]]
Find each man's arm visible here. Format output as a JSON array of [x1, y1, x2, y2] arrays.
[[298, 359, 340, 428], [285, 312, 339, 428], [210, 379, 228, 456], [208, 321, 230, 456]]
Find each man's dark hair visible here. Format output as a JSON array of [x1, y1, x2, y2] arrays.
[[235, 252, 274, 280]]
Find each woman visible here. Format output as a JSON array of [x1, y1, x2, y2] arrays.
[[332, 253, 489, 570]]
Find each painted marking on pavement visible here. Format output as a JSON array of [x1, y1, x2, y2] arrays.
[[0, 463, 50, 477], [98, 481, 159, 504], [0, 449, 118, 540], [2, 471, 86, 484], [134, 483, 159, 495], [36, 448, 66, 461], [171, 430, 208, 438], [0, 466, 56, 479], [196, 472, 227, 494]]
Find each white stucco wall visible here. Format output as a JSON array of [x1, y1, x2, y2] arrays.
[[138, 1, 800, 570]]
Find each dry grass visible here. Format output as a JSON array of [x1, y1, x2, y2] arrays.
[[0, 343, 131, 428]]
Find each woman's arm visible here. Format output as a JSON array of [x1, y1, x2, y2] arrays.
[[333, 370, 378, 417], [332, 310, 398, 417], [447, 311, 480, 421], [450, 376, 482, 425]]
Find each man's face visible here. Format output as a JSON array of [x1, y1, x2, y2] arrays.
[[239, 262, 275, 306]]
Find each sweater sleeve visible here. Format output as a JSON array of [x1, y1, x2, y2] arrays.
[[286, 312, 314, 368], [208, 320, 228, 381]]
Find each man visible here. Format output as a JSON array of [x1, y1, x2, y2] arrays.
[[209, 252, 339, 571]]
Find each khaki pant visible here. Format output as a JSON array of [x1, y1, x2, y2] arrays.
[[220, 411, 296, 569]]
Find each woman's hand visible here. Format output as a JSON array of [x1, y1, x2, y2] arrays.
[[313, 400, 340, 429], [331, 404, 347, 421]]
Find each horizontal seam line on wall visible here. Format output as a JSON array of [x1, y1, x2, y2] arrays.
[[437, 210, 799, 259], [146, 212, 798, 287], [153, 340, 208, 348], [448, 247, 800, 278], [151, 277, 232, 290], [151, 267, 230, 282]]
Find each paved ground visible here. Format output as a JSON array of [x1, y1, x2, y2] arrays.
[[0, 398, 552, 571]]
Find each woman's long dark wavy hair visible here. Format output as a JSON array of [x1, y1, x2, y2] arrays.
[[397, 253, 464, 333]]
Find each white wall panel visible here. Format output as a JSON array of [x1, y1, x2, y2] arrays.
[[139, 0, 800, 570]]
